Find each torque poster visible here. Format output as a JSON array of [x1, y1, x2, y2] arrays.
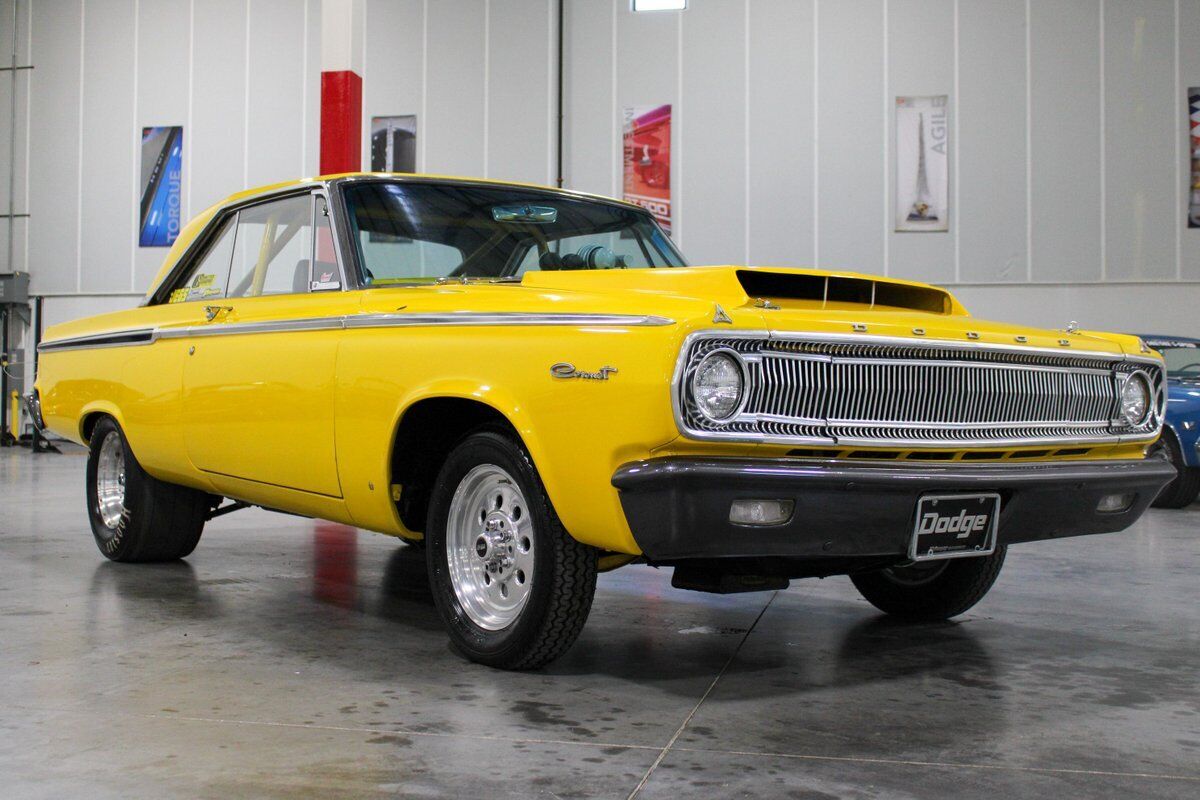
[[1188, 88, 1200, 228], [370, 115, 417, 173], [895, 96, 949, 232], [139, 126, 183, 247], [622, 104, 671, 234]]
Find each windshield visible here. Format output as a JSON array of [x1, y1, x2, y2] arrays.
[[342, 181, 686, 285], [1157, 345, 1200, 378]]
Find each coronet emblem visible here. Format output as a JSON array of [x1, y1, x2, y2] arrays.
[[550, 362, 618, 381]]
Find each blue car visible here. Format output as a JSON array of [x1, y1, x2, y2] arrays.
[[1139, 335, 1200, 507]]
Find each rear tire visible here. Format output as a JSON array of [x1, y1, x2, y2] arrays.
[[850, 547, 1006, 621], [1149, 434, 1200, 509], [86, 416, 210, 562], [425, 429, 597, 670]]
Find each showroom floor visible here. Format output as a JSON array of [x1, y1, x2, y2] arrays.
[[1, 447, 1197, 799]]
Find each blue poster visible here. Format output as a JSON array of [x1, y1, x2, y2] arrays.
[[139, 126, 183, 247]]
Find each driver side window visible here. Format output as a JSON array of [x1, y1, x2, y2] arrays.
[[227, 194, 315, 298]]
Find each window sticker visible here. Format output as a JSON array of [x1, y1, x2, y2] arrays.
[[169, 288, 190, 304]]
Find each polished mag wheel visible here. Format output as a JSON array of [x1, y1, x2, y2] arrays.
[[425, 429, 598, 670], [95, 430, 128, 530], [85, 416, 210, 562], [445, 465, 535, 630]]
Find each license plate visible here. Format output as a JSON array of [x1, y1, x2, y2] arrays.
[[909, 493, 1001, 562]]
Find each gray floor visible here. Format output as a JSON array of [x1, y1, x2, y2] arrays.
[[1, 446, 1198, 800]]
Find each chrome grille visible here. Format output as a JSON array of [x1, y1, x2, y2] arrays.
[[676, 332, 1166, 448]]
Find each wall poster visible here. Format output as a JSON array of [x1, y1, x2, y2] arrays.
[[1188, 88, 1200, 228], [622, 104, 672, 234], [894, 96, 949, 232], [371, 115, 417, 173], [139, 126, 183, 247]]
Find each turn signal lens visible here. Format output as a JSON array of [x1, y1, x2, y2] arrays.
[[692, 350, 747, 422], [1096, 493, 1134, 513], [730, 499, 794, 526]]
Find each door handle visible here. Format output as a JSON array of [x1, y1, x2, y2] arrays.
[[204, 305, 233, 322]]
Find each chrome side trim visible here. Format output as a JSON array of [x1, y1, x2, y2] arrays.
[[38, 312, 675, 352], [343, 312, 675, 329], [156, 317, 344, 340], [36, 328, 157, 353]]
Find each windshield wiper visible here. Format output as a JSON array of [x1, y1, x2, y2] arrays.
[[433, 276, 523, 285]]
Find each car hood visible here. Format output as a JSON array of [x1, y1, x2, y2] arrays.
[[518, 266, 1139, 357]]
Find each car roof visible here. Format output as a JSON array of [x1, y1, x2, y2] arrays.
[[144, 173, 646, 300]]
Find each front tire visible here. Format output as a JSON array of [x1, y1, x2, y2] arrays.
[[1149, 434, 1200, 509], [850, 547, 1006, 621], [86, 416, 210, 562], [425, 429, 597, 669]]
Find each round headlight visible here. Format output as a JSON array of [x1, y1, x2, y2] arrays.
[[692, 350, 747, 422], [1119, 372, 1151, 426]]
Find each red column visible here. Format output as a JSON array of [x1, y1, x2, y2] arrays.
[[320, 70, 363, 175]]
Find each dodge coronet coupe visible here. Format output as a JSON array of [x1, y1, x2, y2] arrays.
[[32, 174, 1176, 669]]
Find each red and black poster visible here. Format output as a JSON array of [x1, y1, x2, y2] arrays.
[[622, 105, 672, 235]]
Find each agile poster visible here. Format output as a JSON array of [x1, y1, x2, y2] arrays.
[[895, 96, 949, 232], [139, 126, 183, 247], [622, 104, 672, 234]]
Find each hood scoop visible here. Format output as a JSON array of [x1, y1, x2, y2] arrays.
[[736, 269, 952, 315]]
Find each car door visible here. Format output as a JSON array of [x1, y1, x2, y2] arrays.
[[181, 190, 353, 498]]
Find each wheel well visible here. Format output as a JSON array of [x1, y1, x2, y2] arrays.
[[80, 411, 109, 444], [1157, 425, 1181, 453], [390, 398, 517, 532]]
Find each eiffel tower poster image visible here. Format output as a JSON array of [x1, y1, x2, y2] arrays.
[[895, 96, 949, 232]]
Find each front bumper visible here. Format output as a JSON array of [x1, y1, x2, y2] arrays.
[[612, 457, 1176, 562]]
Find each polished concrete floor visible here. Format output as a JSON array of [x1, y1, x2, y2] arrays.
[[1, 446, 1198, 799]]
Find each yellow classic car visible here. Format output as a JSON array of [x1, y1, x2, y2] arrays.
[[31, 173, 1175, 669]]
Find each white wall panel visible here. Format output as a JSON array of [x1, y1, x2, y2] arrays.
[[0, 0, 31, 217], [11, 0, 1200, 338], [0, 0, 31, 275], [1104, 0, 1176, 280], [816, 0, 885, 273], [1182, 0, 1200, 280], [887, 0, 955, 283], [189, 0, 246, 219], [563, 0, 614, 197], [362, 0, 423, 171], [246, 0, 307, 188], [958, 0, 1027, 283], [1029, 0, 1101, 282], [134, 0, 189, 290], [747, 0, 814, 268], [955, 283, 1199, 337], [488, 0, 553, 184], [27, 0, 82, 293], [79, 0, 136, 292], [679, 0, 744, 265], [304, 0, 320, 175], [424, 0, 486, 176]]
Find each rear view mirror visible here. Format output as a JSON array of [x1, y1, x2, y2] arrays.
[[492, 204, 558, 224]]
